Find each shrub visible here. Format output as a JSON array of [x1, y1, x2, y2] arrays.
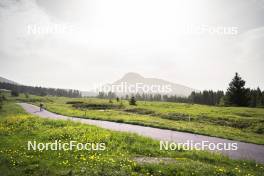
[[0, 97, 2, 109], [124, 108, 155, 115], [0, 94, 7, 109], [162, 113, 191, 121], [72, 103, 119, 110], [129, 96, 136, 106], [253, 125, 264, 134], [25, 93, 29, 98], [66, 101, 84, 104], [11, 90, 19, 97]]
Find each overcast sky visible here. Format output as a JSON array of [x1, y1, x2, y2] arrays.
[[0, 0, 263, 91]]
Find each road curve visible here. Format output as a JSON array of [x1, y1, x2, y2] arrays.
[[18, 103, 264, 164]]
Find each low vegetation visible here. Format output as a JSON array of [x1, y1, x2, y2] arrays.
[[0, 100, 264, 175], [72, 102, 121, 110], [25, 95, 262, 144]]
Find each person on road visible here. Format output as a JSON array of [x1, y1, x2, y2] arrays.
[[40, 103, 44, 111]]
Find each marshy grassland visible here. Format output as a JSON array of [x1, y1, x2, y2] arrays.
[[26, 96, 264, 145]]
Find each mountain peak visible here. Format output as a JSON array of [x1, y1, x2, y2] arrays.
[[121, 72, 144, 80], [111, 73, 196, 96]]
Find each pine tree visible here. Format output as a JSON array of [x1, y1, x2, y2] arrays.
[[225, 72, 249, 106], [256, 87, 262, 107]]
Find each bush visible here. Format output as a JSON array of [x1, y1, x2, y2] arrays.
[[253, 125, 264, 134], [72, 103, 119, 110], [66, 101, 84, 104], [0, 94, 5, 109], [162, 113, 192, 121], [11, 90, 19, 97], [129, 96, 136, 106], [124, 108, 155, 115], [25, 93, 29, 98]]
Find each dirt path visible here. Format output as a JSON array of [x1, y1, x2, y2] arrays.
[[18, 103, 264, 163]]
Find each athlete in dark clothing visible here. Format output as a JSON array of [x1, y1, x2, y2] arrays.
[[40, 103, 44, 111]]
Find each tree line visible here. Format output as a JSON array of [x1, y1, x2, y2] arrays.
[[97, 73, 264, 108], [96, 91, 225, 105], [0, 82, 82, 98], [223, 72, 264, 107]]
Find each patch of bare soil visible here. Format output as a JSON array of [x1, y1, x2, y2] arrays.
[[133, 156, 176, 164]]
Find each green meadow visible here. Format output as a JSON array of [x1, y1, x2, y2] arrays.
[[0, 94, 264, 175], [26, 96, 264, 145]]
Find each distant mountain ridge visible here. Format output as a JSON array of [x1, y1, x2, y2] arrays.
[[0, 75, 196, 97], [0, 76, 19, 85], [111, 72, 196, 97], [81, 73, 197, 97]]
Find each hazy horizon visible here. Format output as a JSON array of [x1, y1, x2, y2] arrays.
[[0, 0, 264, 91]]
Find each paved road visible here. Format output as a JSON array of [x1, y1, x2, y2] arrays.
[[19, 103, 264, 163]]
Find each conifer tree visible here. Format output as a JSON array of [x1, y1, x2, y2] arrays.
[[225, 72, 249, 106]]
